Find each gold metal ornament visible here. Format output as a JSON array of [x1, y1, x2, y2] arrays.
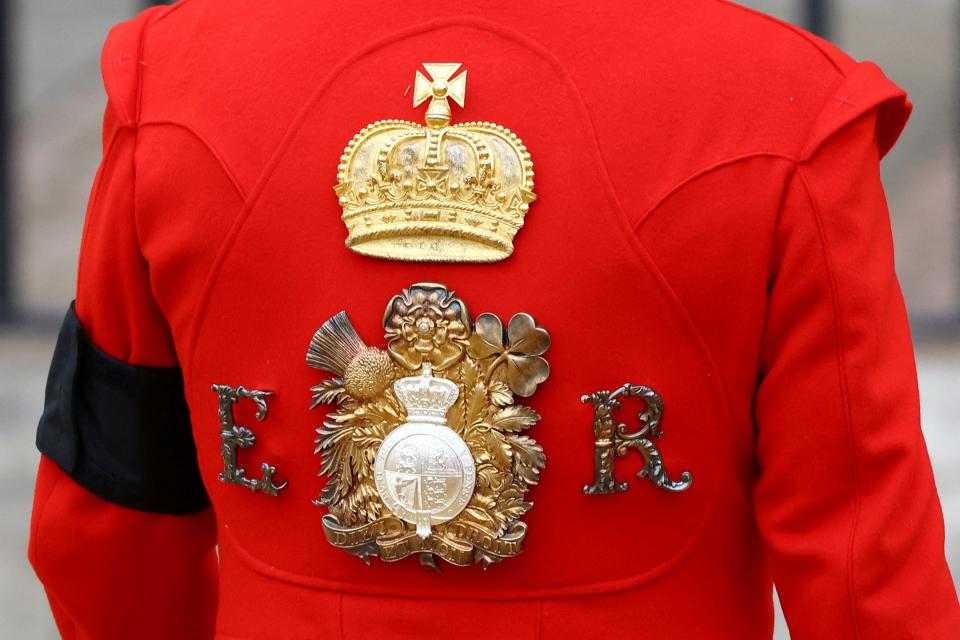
[[333, 63, 536, 263], [306, 283, 550, 569]]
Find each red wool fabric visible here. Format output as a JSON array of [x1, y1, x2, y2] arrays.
[[29, 1, 960, 638]]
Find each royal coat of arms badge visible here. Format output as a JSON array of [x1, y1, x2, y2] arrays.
[[306, 283, 550, 569]]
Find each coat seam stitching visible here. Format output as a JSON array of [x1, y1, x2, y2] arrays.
[[795, 166, 864, 639], [74, 127, 123, 300], [535, 598, 543, 640], [132, 123, 145, 270], [150, 0, 195, 28], [631, 152, 799, 233], [138, 120, 248, 200], [753, 159, 801, 418], [801, 69, 872, 159], [30, 463, 66, 614], [712, 0, 847, 76]]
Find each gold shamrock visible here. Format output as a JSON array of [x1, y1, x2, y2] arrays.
[[468, 313, 550, 397]]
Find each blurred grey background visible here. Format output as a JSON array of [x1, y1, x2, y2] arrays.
[[0, 1, 957, 637]]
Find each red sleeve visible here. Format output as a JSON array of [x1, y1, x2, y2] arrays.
[[27, 10, 218, 639], [754, 61, 960, 638]]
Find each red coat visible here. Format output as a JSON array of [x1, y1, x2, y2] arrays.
[[29, 1, 960, 638]]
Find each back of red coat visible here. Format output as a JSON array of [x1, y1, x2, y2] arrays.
[[28, 1, 960, 639]]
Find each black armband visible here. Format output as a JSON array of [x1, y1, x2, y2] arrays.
[[36, 303, 210, 514]]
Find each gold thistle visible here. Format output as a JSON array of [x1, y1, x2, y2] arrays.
[[333, 63, 537, 263], [306, 283, 550, 569]]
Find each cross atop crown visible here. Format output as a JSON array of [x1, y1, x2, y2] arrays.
[[413, 63, 467, 129]]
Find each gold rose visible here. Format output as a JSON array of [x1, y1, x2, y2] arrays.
[[383, 284, 471, 371]]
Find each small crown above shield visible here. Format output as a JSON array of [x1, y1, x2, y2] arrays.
[[393, 365, 459, 424], [334, 63, 536, 263]]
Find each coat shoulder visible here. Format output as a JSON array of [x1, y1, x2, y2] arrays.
[[99, 4, 181, 127]]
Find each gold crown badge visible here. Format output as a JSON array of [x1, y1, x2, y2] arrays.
[[334, 63, 536, 262]]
